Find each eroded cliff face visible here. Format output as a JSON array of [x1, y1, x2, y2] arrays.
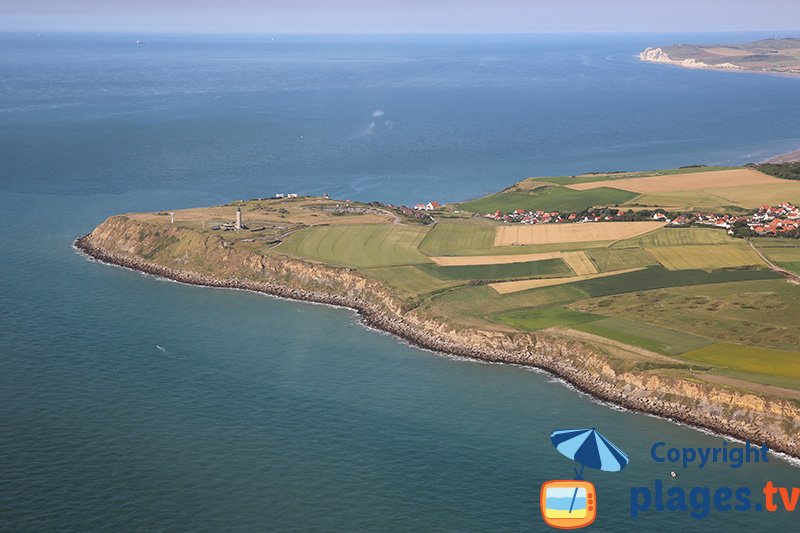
[[640, 47, 672, 63], [639, 47, 744, 71], [77, 216, 800, 457]]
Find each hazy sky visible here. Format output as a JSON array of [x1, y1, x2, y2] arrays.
[[2, 0, 799, 34]]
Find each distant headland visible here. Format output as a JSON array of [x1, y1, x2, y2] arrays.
[[76, 163, 800, 458], [640, 37, 800, 75]]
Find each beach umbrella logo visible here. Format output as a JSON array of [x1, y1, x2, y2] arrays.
[[540, 428, 629, 529]]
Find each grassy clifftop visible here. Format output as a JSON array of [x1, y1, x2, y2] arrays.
[[78, 203, 800, 457], [640, 37, 800, 74], [81, 166, 800, 406]]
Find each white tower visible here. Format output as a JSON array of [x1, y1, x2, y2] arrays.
[[235, 207, 243, 231]]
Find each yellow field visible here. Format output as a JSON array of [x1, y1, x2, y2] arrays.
[[711, 182, 800, 206], [494, 222, 665, 246], [489, 268, 643, 294], [561, 251, 598, 275], [758, 247, 800, 263], [429, 250, 598, 276], [630, 190, 732, 210], [646, 244, 766, 271], [429, 252, 562, 266], [566, 169, 779, 193]]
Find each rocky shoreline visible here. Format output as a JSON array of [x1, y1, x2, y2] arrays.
[[74, 219, 800, 459]]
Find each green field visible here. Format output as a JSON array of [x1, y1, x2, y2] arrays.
[[417, 258, 572, 281], [751, 237, 800, 248], [752, 240, 800, 275], [447, 240, 615, 256], [779, 262, 800, 275], [421, 284, 587, 324], [423, 265, 780, 329], [680, 343, 800, 380], [360, 266, 464, 297], [570, 279, 800, 351], [612, 227, 734, 248], [754, 244, 800, 264], [571, 266, 779, 298], [279, 224, 431, 268], [457, 186, 637, 214], [492, 307, 602, 331], [533, 166, 738, 187], [574, 317, 713, 355], [276, 208, 788, 373], [758, 249, 800, 263], [417, 223, 495, 255], [586, 248, 658, 272]]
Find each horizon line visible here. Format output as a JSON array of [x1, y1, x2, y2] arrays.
[[2, 29, 800, 36]]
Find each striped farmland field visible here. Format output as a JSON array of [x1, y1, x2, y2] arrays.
[[646, 244, 766, 271]]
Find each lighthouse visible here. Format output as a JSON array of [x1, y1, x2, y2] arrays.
[[235, 206, 243, 231]]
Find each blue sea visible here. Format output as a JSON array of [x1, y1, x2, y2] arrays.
[[0, 32, 798, 531]]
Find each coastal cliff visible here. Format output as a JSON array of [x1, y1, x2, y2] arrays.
[[639, 47, 744, 71], [77, 216, 800, 458], [639, 39, 800, 75]]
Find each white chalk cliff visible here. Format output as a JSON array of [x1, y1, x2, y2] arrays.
[[639, 47, 744, 71]]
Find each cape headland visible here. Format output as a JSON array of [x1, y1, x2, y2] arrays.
[[640, 37, 800, 75], [76, 164, 800, 458]]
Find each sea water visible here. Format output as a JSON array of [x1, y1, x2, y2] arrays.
[[0, 33, 798, 531]]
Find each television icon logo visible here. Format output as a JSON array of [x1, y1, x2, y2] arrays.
[[540, 480, 596, 530]]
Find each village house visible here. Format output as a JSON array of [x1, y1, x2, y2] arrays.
[[479, 202, 798, 238], [413, 201, 443, 211], [745, 202, 800, 235]]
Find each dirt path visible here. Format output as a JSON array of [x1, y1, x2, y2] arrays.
[[375, 207, 402, 225], [548, 327, 685, 364]]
